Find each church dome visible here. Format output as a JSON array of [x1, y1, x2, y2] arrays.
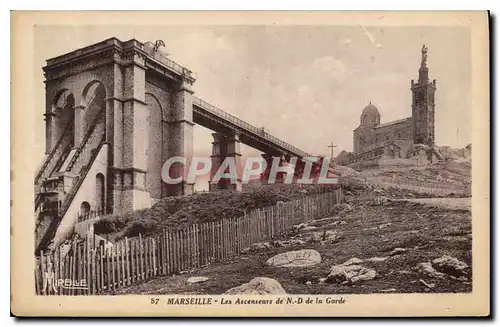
[[360, 102, 380, 127], [362, 102, 380, 116]]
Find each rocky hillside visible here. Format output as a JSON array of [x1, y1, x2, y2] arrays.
[[104, 195, 472, 295]]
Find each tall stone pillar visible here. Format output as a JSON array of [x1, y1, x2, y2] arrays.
[[166, 72, 195, 196], [111, 57, 151, 214], [260, 153, 273, 185], [209, 133, 225, 191], [209, 132, 242, 191], [225, 132, 242, 191], [106, 97, 120, 214]]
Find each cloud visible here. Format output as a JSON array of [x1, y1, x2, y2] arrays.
[[310, 56, 350, 83], [343, 38, 352, 46]]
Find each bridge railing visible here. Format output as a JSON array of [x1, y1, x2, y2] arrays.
[[193, 97, 311, 158], [141, 42, 196, 79]]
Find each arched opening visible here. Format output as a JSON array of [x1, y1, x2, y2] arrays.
[[52, 89, 75, 148], [95, 173, 105, 214], [80, 201, 91, 216], [146, 93, 163, 199], [81, 81, 106, 138]]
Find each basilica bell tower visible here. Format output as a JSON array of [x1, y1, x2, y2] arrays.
[[411, 45, 437, 145]]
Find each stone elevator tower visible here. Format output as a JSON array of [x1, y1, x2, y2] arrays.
[[41, 38, 196, 221], [411, 44, 437, 145]]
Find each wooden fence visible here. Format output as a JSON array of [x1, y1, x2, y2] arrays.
[[35, 188, 343, 295]]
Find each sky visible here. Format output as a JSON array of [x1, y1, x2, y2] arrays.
[[33, 25, 471, 186]]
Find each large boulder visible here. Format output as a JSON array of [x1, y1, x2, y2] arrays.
[[187, 276, 209, 284], [331, 203, 353, 215], [241, 242, 271, 253], [273, 239, 306, 247], [293, 223, 308, 232], [432, 255, 468, 277], [389, 247, 407, 256], [309, 230, 341, 244], [326, 264, 377, 284], [224, 277, 287, 295], [414, 262, 445, 279], [333, 165, 360, 177], [343, 257, 364, 266], [373, 196, 391, 206], [266, 249, 321, 268]]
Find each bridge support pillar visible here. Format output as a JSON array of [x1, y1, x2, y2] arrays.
[[209, 132, 242, 191], [260, 153, 273, 185]]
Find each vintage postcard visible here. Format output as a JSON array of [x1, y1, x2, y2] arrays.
[[11, 11, 490, 317]]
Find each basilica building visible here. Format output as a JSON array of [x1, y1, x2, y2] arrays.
[[336, 45, 442, 166]]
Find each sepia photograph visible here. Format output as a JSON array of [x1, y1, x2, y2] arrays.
[[10, 11, 490, 317]]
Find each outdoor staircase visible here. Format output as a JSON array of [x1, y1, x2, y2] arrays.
[[35, 108, 106, 254]]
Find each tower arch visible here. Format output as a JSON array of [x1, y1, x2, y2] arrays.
[[80, 80, 106, 138], [145, 92, 164, 199], [51, 89, 75, 149]]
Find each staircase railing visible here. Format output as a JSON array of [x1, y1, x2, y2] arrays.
[[34, 123, 73, 189], [34, 113, 102, 210], [34, 143, 74, 212], [65, 109, 105, 173], [35, 136, 107, 254]]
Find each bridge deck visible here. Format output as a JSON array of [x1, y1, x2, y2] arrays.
[[193, 97, 312, 159]]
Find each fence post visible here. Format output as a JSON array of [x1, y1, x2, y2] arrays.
[[71, 242, 77, 295], [86, 236, 91, 295], [218, 220, 223, 261], [174, 230, 180, 273], [111, 243, 116, 291], [90, 247, 96, 295], [148, 237, 153, 278], [166, 230, 171, 275], [161, 230, 166, 275], [145, 237, 150, 279], [116, 241, 122, 288], [270, 207, 275, 238], [122, 240, 127, 285], [152, 237, 157, 276], [54, 246, 61, 295], [99, 243, 104, 292]]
